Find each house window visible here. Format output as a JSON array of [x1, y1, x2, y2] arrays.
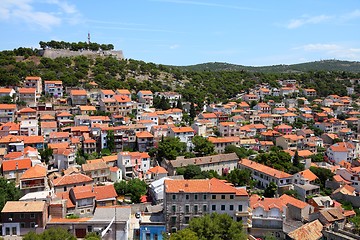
[[172, 205, 176, 213], [221, 195, 225, 199], [194, 194, 198, 200], [20, 223, 25, 228], [212, 195, 216, 200], [20, 213, 25, 219], [221, 205, 225, 211], [171, 217, 176, 225], [203, 205, 207, 212], [230, 195, 234, 199], [185, 205, 190, 213], [87, 209, 91, 213], [212, 205, 216, 211], [236, 217, 243, 222], [186, 194, 189, 200], [80, 210, 85, 214], [203, 194, 207, 200], [87, 226, 93, 232], [194, 205, 198, 214], [238, 205, 243, 211], [30, 222, 36, 228], [30, 213, 35, 219], [230, 205, 234, 211], [184, 217, 190, 224]]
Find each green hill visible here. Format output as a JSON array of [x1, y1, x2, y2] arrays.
[[174, 60, 360, 73]]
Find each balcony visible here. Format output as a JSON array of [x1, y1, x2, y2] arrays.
[[20, 182, 45, 189], [252, 215, 283, 221], [243, 219, 252, 228]]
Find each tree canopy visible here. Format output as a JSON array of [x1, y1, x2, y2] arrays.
[[0, 177, 20, 211], [157, 137, 187, 160], [168, 213, 247, 240], [114, 179, 147, 203], [191, 136, 215, 157], [23, 227, 76, 240], [309, 166, 334, 189]]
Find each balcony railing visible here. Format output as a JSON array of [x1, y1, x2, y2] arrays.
[[21, 183, 45, 189]]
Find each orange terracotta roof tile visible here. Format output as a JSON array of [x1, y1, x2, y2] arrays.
[[165, 178, 248, 195], [219, 121, 236, 127], [239, 159, 292, 178], [200, 113, 217, 118], [250, 194, 286, 212], [41, 121, 57, 128], [136, 131, 154, 138], [70, 89, 87, 95], [79, 105, 96, 111], [20, 164, 46, 180], [82, 161, 108, 172], [25, 76, 41, 81], [114, 95, 131, 102], [0, 88, 13, 93], [208, 136, 240, 144], [171, 126, 194, 133], [52, 173, 93, 186], [57, 111, 72, 117], [279, 194, 308, 209], [116, 89, 131, 95], [100, 89, 115, 95], [93, 185, 117, 200], [56, 191, 75, 208], [298, 169, 318, 182], [102, 155, 117, 163], [2, 158, 32, 171], [45, 80, 62, 84], [4, 151, 23, 159], [71, 185, 95, 199], [146, 166, 168, 174], [0, 104, 16, 110], [40, 114, 55, 120], [18, 88, 36, 94], [139, 90, 153, 95], [48, 142, 69, 149], [19, 107, 36, 113], [49, 132, 69, 138]]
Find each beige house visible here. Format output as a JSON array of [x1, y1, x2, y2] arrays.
[[164, 178, 251, 232], [82, 161, 110, 183]]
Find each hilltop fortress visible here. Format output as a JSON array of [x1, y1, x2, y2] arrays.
[[39, 49, 124, 60]]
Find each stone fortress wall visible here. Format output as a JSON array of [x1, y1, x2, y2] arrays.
[[40, 49, 124, 60]]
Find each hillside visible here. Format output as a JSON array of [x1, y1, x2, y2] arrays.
[[174, 60, 360, 73], [0, 47, 359, 108]]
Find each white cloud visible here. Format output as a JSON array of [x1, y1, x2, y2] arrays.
[[342, 9, 360, 20], [287, 14, 332, 29], [295, 43, 360, 60], [0, 0, 80, 30], [169, 44, 179, 49]]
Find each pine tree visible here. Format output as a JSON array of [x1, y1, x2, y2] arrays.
[[293, 150, 300, 167], [189, 101, 196, 119]]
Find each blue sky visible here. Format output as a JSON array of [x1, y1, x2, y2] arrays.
[[1, 0, 360, 66]]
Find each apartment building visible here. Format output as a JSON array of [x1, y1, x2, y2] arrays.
[[164, 178, 250, 232], [70, 89, 87, 106], [17, 88, 37, 103], [117, 151, 151, 178], [0, 104, 16, 123], [238, 159, 293, 189], [164, 153, 239, 176], [44, 80, 63, 98]]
